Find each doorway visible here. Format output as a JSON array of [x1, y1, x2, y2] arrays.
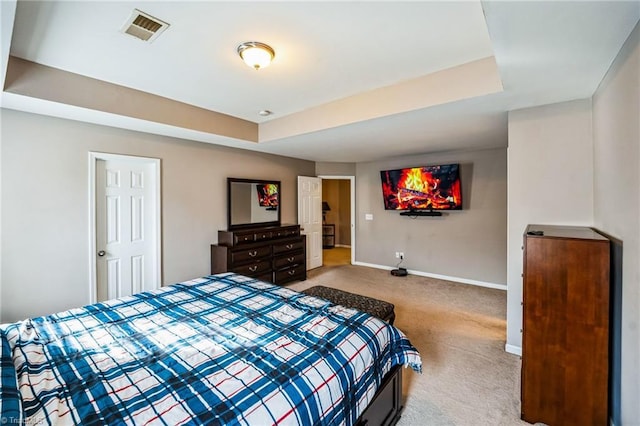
[[89, 152, 162, 303], [319, 176, 355, 266]]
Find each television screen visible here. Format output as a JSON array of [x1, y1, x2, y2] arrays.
[[256, 183, 279, 208], [380, 164, 462, 211]]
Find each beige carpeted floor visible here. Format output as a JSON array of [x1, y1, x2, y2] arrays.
[[288, 264, 529, 426]]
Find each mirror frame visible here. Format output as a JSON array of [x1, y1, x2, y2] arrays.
[[227, 177, 281, 230]]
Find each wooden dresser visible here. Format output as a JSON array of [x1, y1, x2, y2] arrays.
[[521, 225, 610, 426], [211, 224, 307, 285]]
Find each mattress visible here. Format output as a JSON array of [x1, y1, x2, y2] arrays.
[[0, 273, 421, 425]]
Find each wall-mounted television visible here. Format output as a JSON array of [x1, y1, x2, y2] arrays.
[[380, 163, 462, 211]]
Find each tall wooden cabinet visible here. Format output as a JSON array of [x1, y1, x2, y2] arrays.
[[521, 225, 610, 426]]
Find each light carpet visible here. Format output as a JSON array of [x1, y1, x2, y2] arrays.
[[288, 264, 528, 426]]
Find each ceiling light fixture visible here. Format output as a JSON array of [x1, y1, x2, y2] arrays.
[[237, 42, 275, 70]]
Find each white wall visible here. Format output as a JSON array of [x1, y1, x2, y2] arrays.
[[506, 99, 594, 353], [0, 109, 315, 322], [592, 21, 639, 425]]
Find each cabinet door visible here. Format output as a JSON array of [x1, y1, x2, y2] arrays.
[[522, 235, 609, 426]]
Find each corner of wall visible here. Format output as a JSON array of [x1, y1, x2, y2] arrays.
[[1, 0, 18, 93], [506, 98, 596, 351], [0, 108, 3, 321]]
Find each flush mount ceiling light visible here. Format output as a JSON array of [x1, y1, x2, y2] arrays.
[[237, 42, 275, 70]]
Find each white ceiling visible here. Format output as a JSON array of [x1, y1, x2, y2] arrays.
[[1, 1, 639, 163]]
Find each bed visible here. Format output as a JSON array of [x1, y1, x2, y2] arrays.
[[0, 273, 421, 425]]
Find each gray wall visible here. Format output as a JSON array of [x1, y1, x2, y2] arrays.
[[592, 21, 639, 425], [0, 109, 315, 322], [355, 147, 507, 285], [504, 21, 640, 423], [316, 162, 356, 176], [506, 99, 594, 353]]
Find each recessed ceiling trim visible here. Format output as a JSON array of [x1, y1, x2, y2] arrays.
[[259, 56, 504, 143], [4, 57, 258, 142], [121, 9, 169, 43]]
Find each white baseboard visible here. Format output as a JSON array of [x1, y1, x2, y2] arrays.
[[352, 261, 507, 291], [505, 344, 522, 356], [334, 244, 351, 248]]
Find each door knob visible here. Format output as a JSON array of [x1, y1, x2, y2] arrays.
[[98, 250, 106, 257]]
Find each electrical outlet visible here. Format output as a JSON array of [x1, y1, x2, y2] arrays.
[[399, 252, 404, 259], [395, 252, 399, 259]]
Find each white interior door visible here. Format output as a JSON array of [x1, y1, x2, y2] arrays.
[[298, 176, 323, 270], [93, 154, 161, 302]]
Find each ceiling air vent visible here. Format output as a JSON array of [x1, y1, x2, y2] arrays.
[[121, 9, 169, 42]]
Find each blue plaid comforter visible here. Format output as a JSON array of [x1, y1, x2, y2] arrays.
[[0, 273, 421, 425]]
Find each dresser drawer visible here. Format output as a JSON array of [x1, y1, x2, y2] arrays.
[[232, 260, 271, 277], [274, 267, 306, 285], [273, 226, 300, 239], [273, 252, 305, 270], [273, 240, 305, 254], [254, 231, 273, 242], [230, 245, 271, 264], [233, 231, 256, 245], [255, 272, 274, 283]]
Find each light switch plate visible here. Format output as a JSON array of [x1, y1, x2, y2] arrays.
[[365, 213, 373, 221]]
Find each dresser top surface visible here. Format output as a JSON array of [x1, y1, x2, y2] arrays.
[[223, 224, 299, 233], [525, 225, 608, 241]]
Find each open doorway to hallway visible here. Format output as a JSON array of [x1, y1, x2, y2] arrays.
[[323, 246, 351, 266], [320, 177, 354, 266]]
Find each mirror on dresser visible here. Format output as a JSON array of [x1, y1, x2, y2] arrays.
[[215, 178, 306, 285], [228, 177, 281, 230]]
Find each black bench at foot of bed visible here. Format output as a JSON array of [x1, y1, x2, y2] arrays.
[[301, 285, 396, 325]]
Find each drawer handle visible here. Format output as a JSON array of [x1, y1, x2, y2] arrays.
[[288, 269, 296, 275], [249, 265, 258, 272], [285, 244, 293, 249], [287, 257, 295, 263], [248, 250, 258, 257]]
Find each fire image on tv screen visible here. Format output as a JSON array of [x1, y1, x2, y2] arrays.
[[380, 164, 462, 211], [257, 183, 279, 208]]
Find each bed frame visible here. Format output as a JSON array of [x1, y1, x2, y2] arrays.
[[356, 365, 403, 426]]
